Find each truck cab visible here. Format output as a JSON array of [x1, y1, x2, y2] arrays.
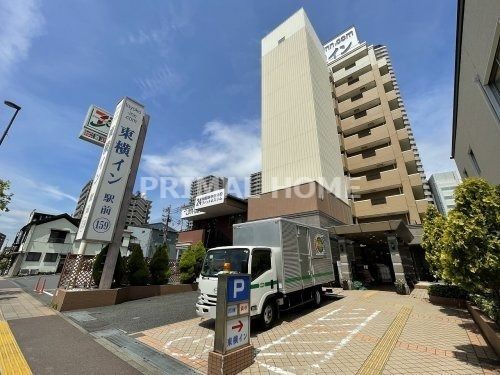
[[196, 246, 280, 327]]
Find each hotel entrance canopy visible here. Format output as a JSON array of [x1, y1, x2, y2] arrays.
[[328, 220, 414, 244]]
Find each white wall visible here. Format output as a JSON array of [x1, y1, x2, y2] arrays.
[[261, 9, 347, 201], [19, 218, 77, 273]]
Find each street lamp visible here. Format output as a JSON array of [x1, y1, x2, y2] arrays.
[[0, 100, 21, 147]]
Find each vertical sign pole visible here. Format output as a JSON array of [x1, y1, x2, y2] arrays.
[[214, 275, 229, 353], [99, 115, 149, 289]]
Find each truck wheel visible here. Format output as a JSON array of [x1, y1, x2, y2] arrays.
[[261, 300, 276, 330], [312, 288, 322, 308]]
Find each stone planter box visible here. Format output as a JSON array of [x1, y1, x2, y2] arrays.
[[429, 294, 467, 308], [51, 283, 198, 312], [467, 302, 500, 357]]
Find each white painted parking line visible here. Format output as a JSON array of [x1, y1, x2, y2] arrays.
[[256, 305, 380, 375], [311, 310, 380, 369], [43, 290, 54, 297], [259, 351, 325, 357], [256, 361, 295, 375], [257, 307, 344, 351]]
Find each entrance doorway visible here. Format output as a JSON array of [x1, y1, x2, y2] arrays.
[[352, 244, 395, 287]]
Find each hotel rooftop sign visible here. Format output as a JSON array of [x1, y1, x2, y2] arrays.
[[323, 26, 360, 63]]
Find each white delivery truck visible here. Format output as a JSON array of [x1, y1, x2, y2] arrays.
[[196, 218, 335, 329]]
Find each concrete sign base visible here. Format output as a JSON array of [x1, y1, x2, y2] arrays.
[[208, 344, 254, 375]]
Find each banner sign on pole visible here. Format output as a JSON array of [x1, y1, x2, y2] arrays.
[[76, 97, 145, 242], [79, 105, 113, 146]]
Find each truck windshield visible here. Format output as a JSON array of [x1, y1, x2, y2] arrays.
[[201, 248, 249, 277]]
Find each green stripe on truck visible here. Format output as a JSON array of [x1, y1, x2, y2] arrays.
[[250, 271, 333, 289]]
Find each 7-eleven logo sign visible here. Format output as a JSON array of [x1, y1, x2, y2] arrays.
[[89, 108, 113, 131]]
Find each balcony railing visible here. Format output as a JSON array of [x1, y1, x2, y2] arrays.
[[340, 105, 385, 136], [335, 70, 376, 100], [353, 194, 409, 219], [350, 169, 402, 195], [338, 86, 380, 117], [415, 199, 428, 214], [346, 145, 396, 173], [344, 125, 390, 153]]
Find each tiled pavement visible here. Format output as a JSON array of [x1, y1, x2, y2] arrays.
[[0, 280, 55, 321], [137, 289, 500, 374]]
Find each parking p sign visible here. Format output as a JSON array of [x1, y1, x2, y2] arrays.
[[227, 275, 250, 302]]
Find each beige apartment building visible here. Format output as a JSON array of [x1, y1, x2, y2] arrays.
[[452, 0, 500, 184], [328, 29, 432, 225], [249, 9, 433, 287]]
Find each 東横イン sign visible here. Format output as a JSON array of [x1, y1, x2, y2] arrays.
[[76, 97, 145, 242], [323, 26, 360, 63]]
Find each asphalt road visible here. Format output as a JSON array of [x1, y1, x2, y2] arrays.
[[65, 291, 199, 334], [9, 274, 60, 304]]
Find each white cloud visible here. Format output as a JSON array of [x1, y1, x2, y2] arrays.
[[136, 64, 184, 100], [405, 83, 458, 177], [0, 0, 44, 86], [142, 118, 261, 188]]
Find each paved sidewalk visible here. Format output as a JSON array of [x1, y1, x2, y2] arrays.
[[0, 279, 141, 375], [137, 290, 500, 374]]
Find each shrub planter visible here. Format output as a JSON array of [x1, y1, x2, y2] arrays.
[[429, 295, 467, 309], [51, 283, 198, 312], [467, 302, 500, 357]]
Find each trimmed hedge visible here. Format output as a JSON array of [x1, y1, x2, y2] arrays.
[[428, 284, 468, 299], [470, 294, 499, 324]]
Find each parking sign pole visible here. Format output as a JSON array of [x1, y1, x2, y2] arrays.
[[209, 274, 254, 375]]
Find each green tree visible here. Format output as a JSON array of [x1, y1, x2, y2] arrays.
[[91, 245, 126, 287], [149, 244, 171, 285], [422, 205, 446, 276], [179, 241, 206, 284], [0, 257, 10, 274], [422, 178, 500, 298], [0, 179, 13, 212], [127, 244, 149, 286]]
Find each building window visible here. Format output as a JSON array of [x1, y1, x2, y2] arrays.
[[354, 110, 367, 119], [351, 93, 363, 102], [371, 197, 387, 205], [361, 149, 376, 159], [347, 77, 359, 86], [43, 253, 58, 262], [358, 128, 372, 138], [345, 62, 356, 71], [489, 40, 500, 103], [48, 230, 67, 244], [25, 252, 42, 262], [468, 147, 481, 175]]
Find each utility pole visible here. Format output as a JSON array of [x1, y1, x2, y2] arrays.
[[162, 205, 171, 245]]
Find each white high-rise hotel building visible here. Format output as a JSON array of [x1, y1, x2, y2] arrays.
[[260, 9, 431, 225]]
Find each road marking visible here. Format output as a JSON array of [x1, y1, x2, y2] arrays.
[[43, 290, 54, 297], [256, 361, 295, 375], [311, 310, 381, 369], [0, 314, 32, 375], [356, 305, 413, 375], [258, 307, 344, 351]]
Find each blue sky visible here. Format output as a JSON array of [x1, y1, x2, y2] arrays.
[[0, 0, 457, 244]]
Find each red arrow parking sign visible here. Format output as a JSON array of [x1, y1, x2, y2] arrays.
[[232, 320, 243, 332]]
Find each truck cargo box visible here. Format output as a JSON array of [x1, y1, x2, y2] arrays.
[[233, 218, 334, 294]]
